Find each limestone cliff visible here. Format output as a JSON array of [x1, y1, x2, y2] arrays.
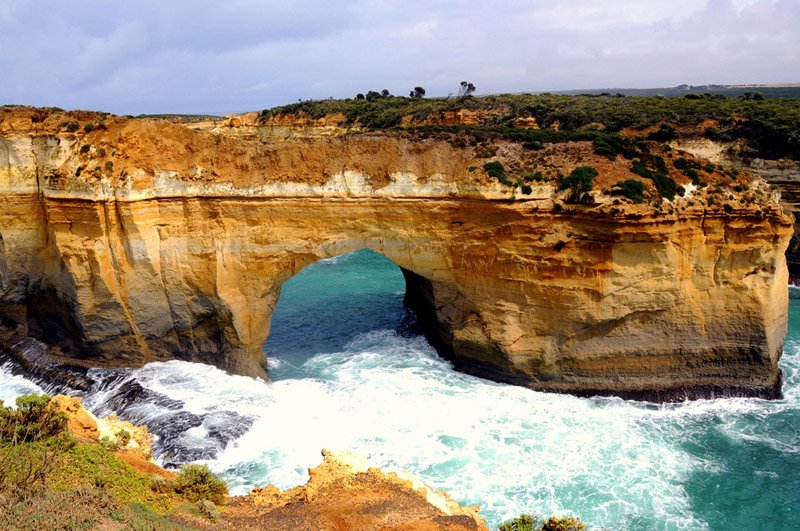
[[0, 106, 793, 400], [671, 136, 800, 281]]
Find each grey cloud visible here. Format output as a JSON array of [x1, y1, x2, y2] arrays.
[[0, 0, 797, 114]]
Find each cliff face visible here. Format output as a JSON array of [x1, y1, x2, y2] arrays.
[[671, 137, 800, 281], [0, 107, 793, 400]]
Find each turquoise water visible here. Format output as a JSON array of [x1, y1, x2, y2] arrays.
[[2, 249, 799, 529]]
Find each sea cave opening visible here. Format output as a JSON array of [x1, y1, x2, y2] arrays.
[[263, 249, 427, 380]]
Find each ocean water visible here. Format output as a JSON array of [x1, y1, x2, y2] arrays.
[[2, 249, 799, 530]]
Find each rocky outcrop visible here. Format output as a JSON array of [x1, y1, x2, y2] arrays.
[[239, 449, 487, 531], [51, 394, 153, 454], [0, 107, 793, 400]]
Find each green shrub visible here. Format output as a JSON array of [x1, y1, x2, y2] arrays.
[[150, 475, 174, 494], [630, 156, 677, 200], [499, 513, 539, 531], [522, 141, 544, 150], [674, 157, 701, 170], [0, 395, 74, 498], [115, 429, 130, 447], [197, 498, 220, 521], [83, 122, 94, 133], [484, 161, 505, 180], [499, 514, 585, 531], [173, 464, 228, 505], [0, 394, 67, 443], [611, 179, 645, 203], [648, 124, 677, 142], [80, 144, 90, 154], [541, 516, 585, 531], [559, 166, 597, 203], [99, 435, 118, 450], [521, 184, 533, 195], [593, 134, 639, 159]]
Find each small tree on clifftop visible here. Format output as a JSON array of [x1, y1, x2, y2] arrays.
[[458, 81, 476, 98]]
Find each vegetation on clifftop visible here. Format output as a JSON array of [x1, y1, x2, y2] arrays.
[[260, 93, 800, 160], [0, 394, 227, 529]]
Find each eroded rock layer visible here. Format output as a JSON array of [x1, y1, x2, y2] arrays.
[[0, 107, 793, 400]]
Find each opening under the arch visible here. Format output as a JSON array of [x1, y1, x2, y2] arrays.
[[264, 249, 422, 379]]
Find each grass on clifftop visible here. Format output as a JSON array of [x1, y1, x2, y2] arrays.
[[0, 394, 226, 530], [260, 93, 800, 160]]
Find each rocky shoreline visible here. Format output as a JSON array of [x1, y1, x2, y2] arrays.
[[31, 395, 491, 530]]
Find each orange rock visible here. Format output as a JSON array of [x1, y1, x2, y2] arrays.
[[233, 450, 488, 530], [51, 395, 99, 442]]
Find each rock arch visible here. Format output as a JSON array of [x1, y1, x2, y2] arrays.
[[0, 113, 793, 400], [4, 193, 788, 401]]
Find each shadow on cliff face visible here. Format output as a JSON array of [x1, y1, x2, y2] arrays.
[[24, 287, 86, 357]]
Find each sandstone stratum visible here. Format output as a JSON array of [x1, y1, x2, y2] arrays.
[[0, 106, 793, 400]]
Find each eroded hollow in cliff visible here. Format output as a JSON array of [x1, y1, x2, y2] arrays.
[[263, 249, 439, 379]]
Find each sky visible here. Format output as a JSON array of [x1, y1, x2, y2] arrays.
[[0, 0, 797, 115]]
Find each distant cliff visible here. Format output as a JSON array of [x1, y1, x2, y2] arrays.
[[0, 105, 793, 400]]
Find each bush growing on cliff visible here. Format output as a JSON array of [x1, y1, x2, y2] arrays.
[[0, 394, 67, 443], [173, 463, 228, 504], [499, 513, 585, 531], [630, 155, 677, 200], [610, 179, 645, 203], [648, 124, 677, 142], [559, 166, 597, 203], [0, 395, 74, 499], [484, 161, 512, 185]]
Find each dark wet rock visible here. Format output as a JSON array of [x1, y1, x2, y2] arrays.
[[204, 410, 255, 447], [0, 331, 94, 394]]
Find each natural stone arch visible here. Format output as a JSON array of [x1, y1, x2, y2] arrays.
[[241, 239, 462, 380], [0, 113, 792, 400], [2, 193, 791, 401]]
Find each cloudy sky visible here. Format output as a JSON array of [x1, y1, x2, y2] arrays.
[[0, 0, 797, 115]]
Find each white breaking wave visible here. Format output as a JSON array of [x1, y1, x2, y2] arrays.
[[1, 323, 799, 529], [0, 362, 46, 406]]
